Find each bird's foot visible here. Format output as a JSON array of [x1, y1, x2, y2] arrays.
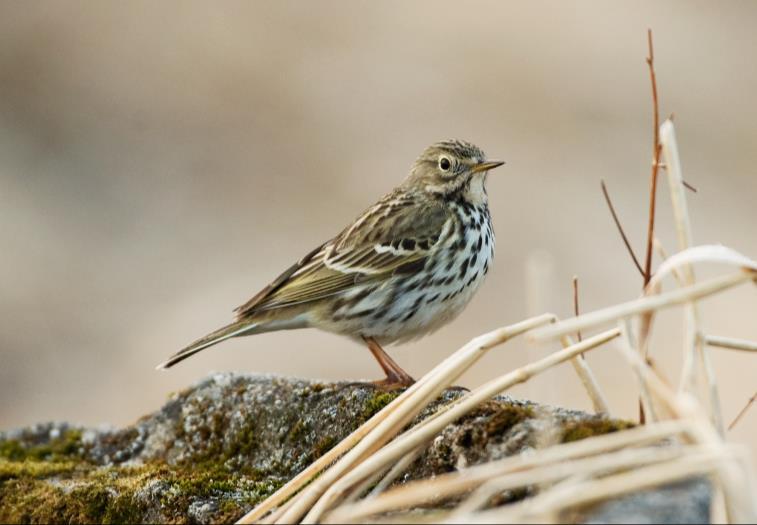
[[371, 370, 415, 391]]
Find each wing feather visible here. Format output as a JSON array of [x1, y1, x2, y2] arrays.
[[234, 193, 452, 318]]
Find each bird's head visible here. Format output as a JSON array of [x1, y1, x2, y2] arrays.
[[406, 140, 504, 203]]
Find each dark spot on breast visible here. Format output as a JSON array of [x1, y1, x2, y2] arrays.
[[404, 280, 420, 292], [401, 297, 424, 322], [445, 275, 456, 285], [426, 293, 440, 303], [459, 258, 469, 279]]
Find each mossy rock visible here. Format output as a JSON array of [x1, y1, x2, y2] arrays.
[[0, 373, 704, 524]]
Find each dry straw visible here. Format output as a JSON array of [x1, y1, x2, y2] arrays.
[[237, 31, 756, 525]]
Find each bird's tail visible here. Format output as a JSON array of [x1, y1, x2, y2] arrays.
[[156, 320, 259, 370]]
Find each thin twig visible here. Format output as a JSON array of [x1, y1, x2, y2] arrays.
[[601, 179, 644, 277], [639, 29, 662, 425], [572, 275, 582, 342], [642, 29, 661, 288], [570, 276, 609, 413], [728, 391, 757, 431]]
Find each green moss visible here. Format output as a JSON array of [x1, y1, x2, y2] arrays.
[[287, 420, 306, 441], [226, 425, 258, 459], [484, 404, 534, 435], [311, 436, 336, 459], [0, 429, 84, 462], [0, 459, 279, 524], [561, 418, 636, 443], [0, 458, 79, 481], [361, 391, 400, 422], [0, 467, 145, 524]]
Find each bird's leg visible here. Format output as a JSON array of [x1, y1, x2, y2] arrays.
[[362, 336, 415, 390]]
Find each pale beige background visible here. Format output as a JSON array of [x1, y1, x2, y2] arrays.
[[1, 1, 755, 462]]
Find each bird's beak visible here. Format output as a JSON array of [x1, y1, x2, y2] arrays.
[[470, 160, 505, 173]]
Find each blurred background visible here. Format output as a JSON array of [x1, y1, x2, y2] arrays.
[[1, 0, 755, 461]]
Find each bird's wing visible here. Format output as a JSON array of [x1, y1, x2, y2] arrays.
[[234, 193, 452, 317]]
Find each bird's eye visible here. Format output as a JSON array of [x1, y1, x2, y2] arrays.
[[439, 157, 451, 171]]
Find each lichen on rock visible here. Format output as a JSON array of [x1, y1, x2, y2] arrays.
[[0, 373, 706, 524]]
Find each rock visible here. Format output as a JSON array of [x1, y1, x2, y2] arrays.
[[580, 478, 712, 524], [0, 373, 709, 523]]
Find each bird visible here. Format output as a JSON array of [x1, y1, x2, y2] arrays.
[[157, 140, 504, 388]]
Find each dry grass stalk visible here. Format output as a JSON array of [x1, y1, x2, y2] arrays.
[[451, 445, 703, 517], [239, 314, 556, 523], [368, 445, 425, 498], [706, 336, 757, 353], [271, 314, 558, 523], [531, 269, 754, 341], [566, 277, 610, 414], [653, 237, 685, 285], [327, 420, 690, 523], [658, 120, 725, 435], [612, 323, 757, 523], [476, 450, 734, 524], [618, 319, 659, 422], [302, 329, 621, 522], [561, 333, 610, 414]]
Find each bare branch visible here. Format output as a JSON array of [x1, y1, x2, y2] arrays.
[[601, 179, 645, 277], [643, 29, 662, 288], [572, 275, 582, 342], [728, 391, 757, 431]]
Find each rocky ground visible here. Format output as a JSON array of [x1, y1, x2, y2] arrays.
[[0, 373, 709, 523]]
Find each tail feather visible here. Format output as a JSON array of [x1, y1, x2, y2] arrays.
[[156, 320, 258, 370]]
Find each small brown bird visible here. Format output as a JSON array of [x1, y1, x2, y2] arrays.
[[157, 140, 503, 387]]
